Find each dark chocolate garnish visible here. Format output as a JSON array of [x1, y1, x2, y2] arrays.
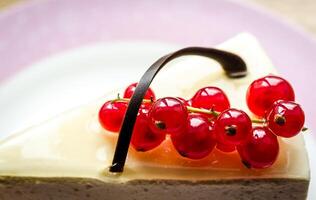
[[109, 47, 247, 173]]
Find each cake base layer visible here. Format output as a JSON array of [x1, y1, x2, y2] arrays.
[[0, 176, 309, 200]]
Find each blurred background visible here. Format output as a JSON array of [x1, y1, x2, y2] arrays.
[[1, 0, 316, 35], [252, 0, 316, 35]]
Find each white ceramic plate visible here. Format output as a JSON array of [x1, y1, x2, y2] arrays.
[[0, 41, 177, 137]]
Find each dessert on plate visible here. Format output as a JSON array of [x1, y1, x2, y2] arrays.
[[0, 33, 310, 200]]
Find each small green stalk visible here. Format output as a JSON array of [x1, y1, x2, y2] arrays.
[[186, 106, 219, 117]]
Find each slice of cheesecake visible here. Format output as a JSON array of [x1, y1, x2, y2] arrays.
[[0, 33, 310, 200]]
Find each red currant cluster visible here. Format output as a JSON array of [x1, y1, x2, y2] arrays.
[[99, 76, 305, 169]]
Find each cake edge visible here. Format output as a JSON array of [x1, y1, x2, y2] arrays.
[[0, 176, 310, 200]]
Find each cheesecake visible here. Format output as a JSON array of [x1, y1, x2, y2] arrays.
[[0, 33, 310, 200]]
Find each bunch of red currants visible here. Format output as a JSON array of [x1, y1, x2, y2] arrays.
[[99, 76, 305, 169]]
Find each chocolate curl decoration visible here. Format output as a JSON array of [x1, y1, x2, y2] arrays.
[[109, 47, 247, 173]]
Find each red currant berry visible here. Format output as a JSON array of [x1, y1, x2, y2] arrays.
[[246, 75, 295, 117], [123, 83, 156, 100], [171, 113, 216, 159], [216, 142, 236, 153], [267, 100, 305, 138], [131, 107, 166, 152], [148, 97, 188, 135], [215, 108, 252, 146], [140, 102, 152, 110], [191, 87, 230, 112], [212, 121, 235, 153], [237, 127, 279, 169], [98, 101, 127, 132]]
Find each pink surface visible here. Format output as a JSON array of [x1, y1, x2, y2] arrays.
[[0, 0, 315, 130]]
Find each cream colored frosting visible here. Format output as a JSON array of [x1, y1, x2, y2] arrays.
[[0, 33, 310, 183]]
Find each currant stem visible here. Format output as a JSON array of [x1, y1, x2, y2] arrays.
[[251, 118, 266, 124], [186, 106, 219, 117], [111, 97, 265, 124]]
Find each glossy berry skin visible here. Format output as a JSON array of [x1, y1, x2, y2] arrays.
[[237, 127, 279, 169], [191, 87, 230, 112], [123, 83, 156, 100], [216, 142, 236, 153], [246, 75, 295, 117], [267, 100, 305, 138], [131, 107, 166, 152], [215, 108, 252, 146], [148, 97, 188, 135], [176, 97, 191, 106], [171, 113, 216, 159], [99, 101, 128, 132]]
